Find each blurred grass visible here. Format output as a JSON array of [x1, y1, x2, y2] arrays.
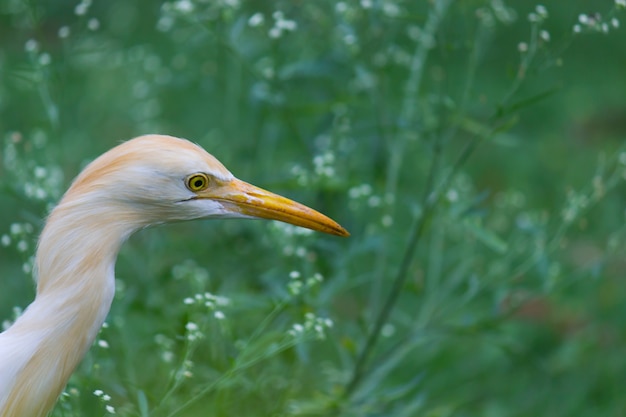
[[1, 0, 626, 416]]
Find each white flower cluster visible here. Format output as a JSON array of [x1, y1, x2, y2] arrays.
[[268, 11, 297, 39], [248, 10, 298, 39], [287, 270, 324, 296], [574, 12, 621, 34], [1, 222, 37, 274], [3, 132, 65, 207], [1, 222, 33, 252], [74, 0, 92, 16], [93, 389, 116, 414], [348, 183, 381, 208], [562, 190, 589, 224], [182, 291, 229, 340], [290, 150, 339, 188], [518, 5, 551, 53], [528, 4, 548, 23], [288, 312, 334, 340], [183, 291, 230, 310], [185, 321, 204, 341], [24, 38, 52, 67], [176, 359, 195, 379], [155, 333, 175, 363]]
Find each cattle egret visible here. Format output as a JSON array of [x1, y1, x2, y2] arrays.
[[0, 134, 348, 417]]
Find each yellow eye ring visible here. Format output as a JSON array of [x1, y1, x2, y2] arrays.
[[186, 173, 210, 192]]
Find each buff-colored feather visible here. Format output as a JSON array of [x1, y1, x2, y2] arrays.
[[0, 135, 347, 417]]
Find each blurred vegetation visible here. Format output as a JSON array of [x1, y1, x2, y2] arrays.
[[1, 0, 626, 416]]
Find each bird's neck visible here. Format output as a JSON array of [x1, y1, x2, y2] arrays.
[[0, 197, 136, 417]]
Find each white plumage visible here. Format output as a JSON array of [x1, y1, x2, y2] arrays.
[[0, 135, 348, 417]]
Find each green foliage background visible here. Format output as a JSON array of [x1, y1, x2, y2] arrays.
[[1, 0, 626, 416]]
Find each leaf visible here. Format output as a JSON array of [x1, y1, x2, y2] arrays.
[[453, 114, 519, 144], [137, 390, 149, 417], [463, 218, 508, 254], [494, 85, 562, 119], [454, 115, 492, 138]]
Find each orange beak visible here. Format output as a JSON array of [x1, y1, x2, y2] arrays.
[[198, 178, 349, 237]]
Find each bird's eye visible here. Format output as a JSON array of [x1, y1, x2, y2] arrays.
[[186, 173, 210, 192]]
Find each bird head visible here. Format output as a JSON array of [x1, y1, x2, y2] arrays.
[[63, 134, 349, 236]]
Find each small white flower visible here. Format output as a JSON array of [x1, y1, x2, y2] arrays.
[[381, 323, 396, 337], [174, 0, 194, 13], [34, 188, 47, 200], [213, 295, 230, 306], [162, 351, 174, 362], [98, 339, 109, 348], [288, 280, 302, 295], [157, 16, 174, 32], [602, 22, 609, 33], [25, 39, 38, 53], [382, 215, 393, 227], [446, 189, 459, 202], [335, 2, 348, 13], [611, 17, 619, 28], [87, 18, 100, 31], [535, 5, 548, 18], [578, 14, 589, 25], [360, 0, 372, 8], [93, 389, 104, 396], [185, 322, 198, 331], [183, 297, 194, 305], [74, 3, 88, 16], [276, 19, 297, 31], [407, 25, 421, 41], [248, 12, 264, 27], [268, 27, 282, 38], [39, 53, 51, 66], [105, 405, 116, 414], [368, 196, 381, 207], [382, 2, 400, 17], [102, 394, 111, 401], [16, 241, 28, 253], [289, 270, 301, 279], [34, 166, 47, 178], [214, 311, 225, 320], [1, 235, 10, 247], [58, 26, 71, 38], [539, 30, 550, 41], [573, 24, 582, 33]]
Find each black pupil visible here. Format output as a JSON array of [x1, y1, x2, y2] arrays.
[[193, 178, 204, 188]]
